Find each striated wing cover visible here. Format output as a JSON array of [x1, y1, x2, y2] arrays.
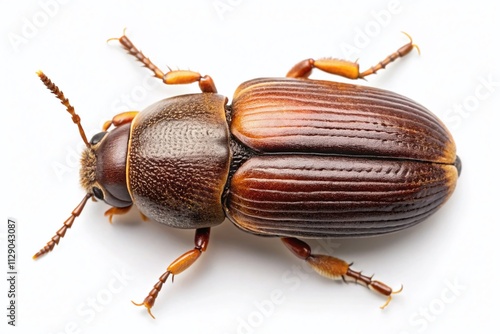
[[231, 78, 456, 163], [226, 78, 459, 237]]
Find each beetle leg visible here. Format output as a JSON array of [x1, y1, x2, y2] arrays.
[[104, 205, 148, 223], [102, 111, 139, 131], [162, 70, 217, 93], [139, 211, 149, 222], [286, 32, 419, 80], [281, 237, 401, 308], [104, 205, 132, 223], [132, 227, 210, 319], [109, 32, 217, 93]]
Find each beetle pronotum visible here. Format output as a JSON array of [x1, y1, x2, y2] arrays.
[[35, 31, 460, 318]]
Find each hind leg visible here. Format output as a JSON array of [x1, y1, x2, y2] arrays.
[[282, 237, 402, 309]]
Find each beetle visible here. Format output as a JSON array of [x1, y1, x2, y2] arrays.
[[34, 31, 460, 319]]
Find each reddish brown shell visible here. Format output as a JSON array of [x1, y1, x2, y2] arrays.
[[128, 94, 230, 229], [225, 78, 459, 238], [231, 78, 456, 163], [225, 155, 457, 237]]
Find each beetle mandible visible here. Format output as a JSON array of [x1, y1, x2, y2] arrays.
[[34, 31, 461, 318]]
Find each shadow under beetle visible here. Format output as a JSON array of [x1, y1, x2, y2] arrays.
[[34, 31, 461, 318]]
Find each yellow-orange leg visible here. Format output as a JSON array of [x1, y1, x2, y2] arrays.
[[104, 205, 132, 223], [104, 205, 149, 223], [281, 237, 402, 309], [109, 31, 217, 93], [133, 228, 210, 319], [139, 211, 148, 222], [102, 111, 139, 131], [287, 32, 419, 80]]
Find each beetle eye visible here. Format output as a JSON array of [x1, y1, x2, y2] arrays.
[[90, 132, 107, 146], [92, 186, 104, 200]]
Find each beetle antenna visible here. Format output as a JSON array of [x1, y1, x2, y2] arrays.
[[37, 71, 90, 147], [33, 193, 93, 259]]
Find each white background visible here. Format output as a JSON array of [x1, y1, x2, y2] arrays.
[[2, 1, 499, 333]]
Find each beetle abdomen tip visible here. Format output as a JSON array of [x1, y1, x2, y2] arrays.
[[454, 156, 462, 177]]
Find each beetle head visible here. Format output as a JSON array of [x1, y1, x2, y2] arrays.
[[80, 127, 132, 208]]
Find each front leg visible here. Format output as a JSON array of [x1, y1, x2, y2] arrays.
[[102, 111, 139, 131], [133, 228, 210, 319], [104, 205, 149, 223], [104, 205, 132, 223]]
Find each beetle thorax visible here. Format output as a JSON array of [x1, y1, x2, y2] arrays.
[[80, 147, 97, 194]]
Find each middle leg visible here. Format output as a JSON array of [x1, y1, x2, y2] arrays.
[[286, 32, 419, 80]]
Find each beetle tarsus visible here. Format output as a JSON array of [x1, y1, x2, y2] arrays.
[[110, 31, 165, 80], [135, 228, 210, 318], [106, 27, 127, 44], [132, 297, 157, 319], [344, 266, 402, 307], [379, 284, 403, 309], [359, 32, 419, 78], [133, 271, 171, 319]]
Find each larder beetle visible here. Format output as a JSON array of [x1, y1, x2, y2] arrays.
[[34, 31, 460, 318]]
